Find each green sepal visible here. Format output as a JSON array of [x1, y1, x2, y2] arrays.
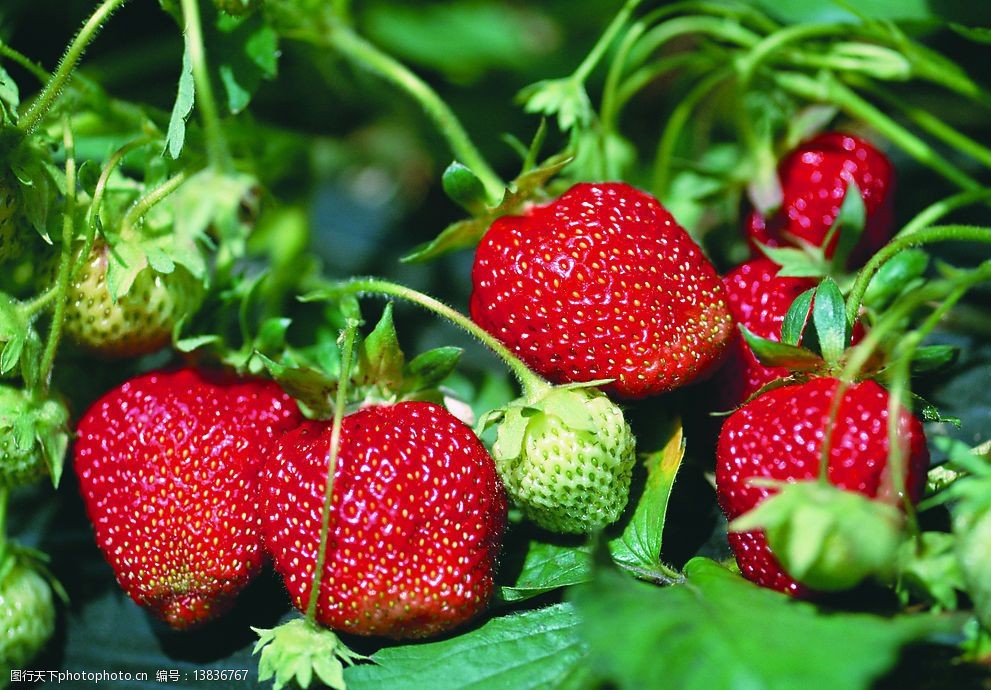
[[356, 303, 405, 391], [758, 244, 830, 278], [442, 161, 488, 214], [517, 77, 593, 132], [730, 481, 905, 591], [896, 532, 964, 611], [0, 293, 29, 377], [822, 179, 866, 269], [0, 387, 69, 489], [258, 353, 338, 419], [863, 249, 929, 310], [171, 168, 258, 269], [811, 277, 849, 366], [401, 347, 463, 398], [780, 286, 816, 346], [252, 618, 367, 690], [739, 325, 824, 370], [402, 153, 572, 263], [9, 140, 60, 242]]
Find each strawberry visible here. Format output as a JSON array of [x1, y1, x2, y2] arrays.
[[62, 242, 204, 358], [74, 368, 303, 629], [716, 377, 929, 595], [746, 132, 895, 266], [489, 385, 636, 534], [259, 401, 507, 639], [0, 386, 70, 488], [718, 258, 818, 407], [0, 555, 56, 676], [470, 182, 733, 399]]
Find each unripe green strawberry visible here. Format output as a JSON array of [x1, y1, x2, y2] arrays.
[[0, 557, 56, 677], [953, 482, 991, 631], [0, 386, 69, 488], [490, 386, 636, 534], [0, 174, 24, 263], [63, 242, 204, 358]]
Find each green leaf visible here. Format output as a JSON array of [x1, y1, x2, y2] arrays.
[[211, 11, 279, 115], [442, 161, 488, 213], [364, 2, 553, 81], [573, 560, 962, 690], [740, 325, 824, 370], [826, 180, 866, 269], [345, 603, 588, 690], [608, 419, 685, 573], [501, 541, 593, 602], [758, 244, 829, 278], [171, 169, 255, 269], [811, 277, 848, 365], [780, 286, 816, 346], [165, 39, 195, 160]]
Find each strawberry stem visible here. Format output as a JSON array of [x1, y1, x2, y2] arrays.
[[322, 278, 548, 399], [572, 0, 643, 85], [312, 23, 504, 204], [120, 170, 191, 238], [0, 43, 50, 84], [18, 0, 131, 134], [38, 117, 77, 394], [846, 224, 991, 324], [179, 0, 232, 173], [306, 318, 361, 622]]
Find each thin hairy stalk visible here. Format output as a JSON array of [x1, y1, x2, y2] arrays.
[[179, 0, 231, 171], [39, 119, 77, 392], [19, 0, 131, 133], [306, 318, 360, 621]]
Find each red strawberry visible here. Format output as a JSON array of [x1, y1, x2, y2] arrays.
[[74, 368, 303, 629], [258, 401, 506, 639], [715, 377, 929, 595], [746, 132, 895, 266], [718, 258, 817, 407], [470, 182, 733, 399]]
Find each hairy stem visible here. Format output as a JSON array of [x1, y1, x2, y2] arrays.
[[19, 0, 131, 134], [846, 225, 991, 323], [0, 43, 50, 83], [899, 189, 991, 238], [39, 119, 77, 393], [120, 170, 190, 237], [325, 25, 503, 203], [180, 0, 231, 171], [307, 318, 361, 622], [323, 279, 547, 399], [573, 0, 643, 84]]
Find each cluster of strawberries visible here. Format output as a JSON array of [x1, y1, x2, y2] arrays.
[[71, 130, 923, 653]]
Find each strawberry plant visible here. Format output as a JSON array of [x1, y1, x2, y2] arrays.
[[2, 0, 991, 689]]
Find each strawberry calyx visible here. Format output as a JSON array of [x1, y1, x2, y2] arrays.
[[258, 302, 468, 420], [402, 152, 573, 264], [729, 480, 906, 591], [252, 618, 367, 690]]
